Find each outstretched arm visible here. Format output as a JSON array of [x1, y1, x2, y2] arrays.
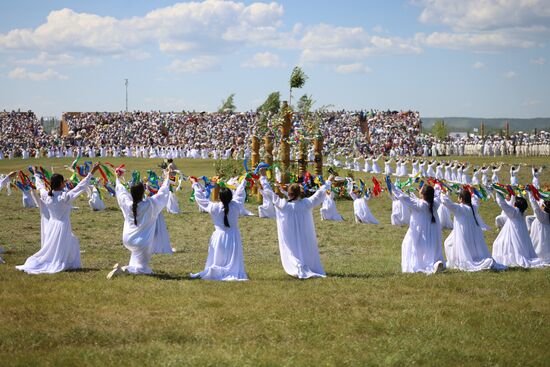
[[304, 177, 333, 209], [191, 179, 213, 213], [232, 178, 248, 205]]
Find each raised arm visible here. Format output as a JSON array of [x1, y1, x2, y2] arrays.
[[304, 179, 332, 209], [347, 180, 359, 201], [393, 185, 422, 211], [528, 192, 546, 223], [439, 192, 463, 215], [150, 175, 171, 215], [115, 178, 133, 208], [34, 173, 48, 198], [64, 163, 100, 202], [495, 193, 517, 218], [191, 180, 213, 213], [232, 177, 248, 205]]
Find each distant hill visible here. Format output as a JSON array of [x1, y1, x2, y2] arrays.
[[421, 117, 550, 133]]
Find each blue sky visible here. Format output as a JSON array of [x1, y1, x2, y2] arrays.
[[0, 0, 549, 118]]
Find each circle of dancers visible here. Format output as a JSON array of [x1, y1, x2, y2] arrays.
[[0, 158, 549, 279]]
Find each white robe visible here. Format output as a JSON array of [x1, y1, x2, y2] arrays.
[[261, 176, 329, 279], [320, 191, 343, 221], [390, 193, 410, 226], [16, 174, 93, 274], [116, 177, 170, 274], [440, 195, 499, 271], [22, 189, 37, 208], [394, 187, 444, 274], [190, 180, 248, 281], [492, 195, 547, 268], [258, 187, 276, 219], [528, 193, 550, 262], [166, 191, 180, 214], [152, 212, 172, 254], [88, 187, 105, 211]]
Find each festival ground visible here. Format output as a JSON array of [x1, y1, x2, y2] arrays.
[[0, 156, 549, 366]]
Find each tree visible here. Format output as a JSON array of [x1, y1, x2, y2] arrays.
[[296, 94, 314, 114], [257, 92, 280, 115], [218, 93, 236, 113], [431, 120, 448, 140], [289, 66, 308, 106]]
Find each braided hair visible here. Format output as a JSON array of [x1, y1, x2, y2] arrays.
[[219, 188, 233, 228], [421, 185, 436, 223], [459, 190, 479, 226], [130, 183, 145, 226]]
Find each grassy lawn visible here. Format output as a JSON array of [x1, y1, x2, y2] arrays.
[[0, 156, 549, 366]]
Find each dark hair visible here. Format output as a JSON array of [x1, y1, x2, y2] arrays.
[[459, 190, 479, 226], [287, 183, 303, 202], [421, 185, 436, 223], [130, 183, 145, 226], [514, 197, 528, 214], [219, 188, 232, 227], [48, 173, 64, 196]]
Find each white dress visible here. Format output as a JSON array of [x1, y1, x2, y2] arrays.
[[492, 195, 548, 268], [394, 186, 444, 274], [88, 186, 105, 211], [152, 213, 172, 254], [261, 176, 330, 279], [320, 191, 344, 221], [528, 193, 550, 262], [166, 191, 180, 214], [437, 202, 454, 230], [440, 195, 498, 271], [116, 177, 170, 274], [190, 180, 248, 281], [16, 174, 94, 274], [30, 176, 50, 248], [22, 189, 38, 208], [258, 188, 276, 219], [350, 193, 379, 224], [390, 192, 410, 226]]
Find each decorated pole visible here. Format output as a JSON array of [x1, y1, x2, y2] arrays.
[[298, 142, 307, 177], [280, 101, 291, 184], [505, 121, 510, 138], [314, 136, 323, 176], [251, 135, 260, 194], [480, 122, 485, 139]]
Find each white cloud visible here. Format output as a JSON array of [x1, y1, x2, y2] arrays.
[[531, 57, 546, 65], [522, 99, 541, 106], [335, 63, 372, 74], [241, 51, 285, 68], [8, 67, 68, 81], [372, 25, 387, 34], [299, 24, 421, 65], [415, 0, 550, 51], [472, 61, 485, 69], [417, 0, 550, 32], [503, 70, 517, 79], [0, 1, 287, 57], [165, 56, 219, 73], [16, 52, 102, 66], [414, 31, 537, 51]]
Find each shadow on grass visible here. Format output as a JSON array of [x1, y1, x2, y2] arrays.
[[66, 268, 101, 273], [147, 272, 193, 281], [325, 271, 398, 279]]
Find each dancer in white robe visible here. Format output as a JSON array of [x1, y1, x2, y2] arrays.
[[390, 191, 410, 226], [509, 165, 520, 186], [371, 155, 382, 174], [16, 164, 101, 274], [260, 171, 333, 279], [166, 190, 180, 214], [152, 212, 172, 254], [190, 177, 248, 281], [320, 190, 344, 221], [21, 188, 38, 208], [383, 158, 393, 176], [30, 173, 50, 248], [527, 192, 550, 262], [258, 181, 276, 218], [348, 181, 379, 224], [109, 170, 170, 277], [440, 191, 499, 271], [87, 186, 105, 211], [492, 194, 548, 268], [491, 165, 502, 183], [393, 184, 444, 274], [531, 166, 542, 189]]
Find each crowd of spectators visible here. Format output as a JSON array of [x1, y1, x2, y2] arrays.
[[0, 109, 548, 159]]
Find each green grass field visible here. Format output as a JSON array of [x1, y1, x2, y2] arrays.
[[0, 156, 549, 366]]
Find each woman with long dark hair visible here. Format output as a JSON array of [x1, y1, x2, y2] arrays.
[[16, 163, 100, 274], [190, 176, 248, 281], [440, 190, 501, 271], [492, 193, 548, 268], [108, 169, 171, 278], [259, 170, 333, 279], [393, 183, 445, 274]]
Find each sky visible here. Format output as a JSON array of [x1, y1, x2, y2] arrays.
[[0, 0, 549, 118]]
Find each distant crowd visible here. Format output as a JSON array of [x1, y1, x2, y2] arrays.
[[0, 110, 548, 160]]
